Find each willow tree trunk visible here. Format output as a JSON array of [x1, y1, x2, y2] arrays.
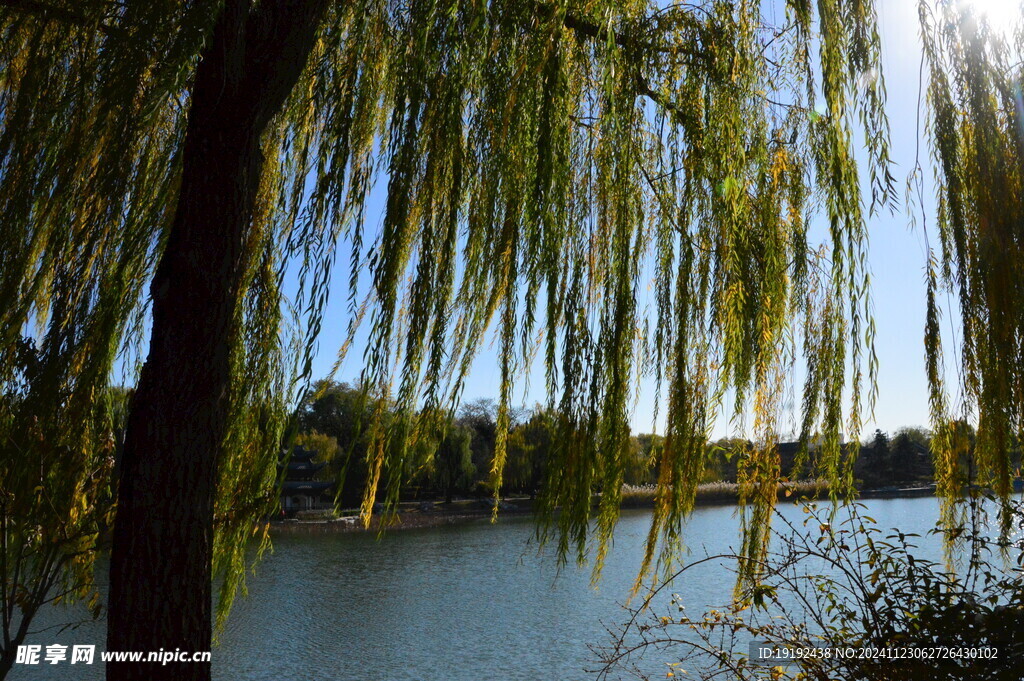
[[106, 2, 328, 680]]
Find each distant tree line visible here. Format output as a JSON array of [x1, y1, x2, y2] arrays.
[[294, 381, 985, 507]]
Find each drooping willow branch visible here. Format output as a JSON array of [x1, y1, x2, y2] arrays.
[[0, 0, 894, 625]]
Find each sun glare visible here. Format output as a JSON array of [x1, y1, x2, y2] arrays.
[[966, 0, 1023, 37]]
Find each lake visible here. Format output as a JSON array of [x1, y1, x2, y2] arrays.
[[9, 496, 956, 680]]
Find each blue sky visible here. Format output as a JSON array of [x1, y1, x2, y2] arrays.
[[300, 0, 969, 441]]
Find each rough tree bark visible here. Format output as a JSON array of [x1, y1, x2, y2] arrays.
[[107, 2, 328, 679]]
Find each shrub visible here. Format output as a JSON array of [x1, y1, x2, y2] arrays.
[[596, 499, 1024, 680]]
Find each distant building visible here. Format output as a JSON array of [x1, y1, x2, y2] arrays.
[[280, 445, 335, 513]]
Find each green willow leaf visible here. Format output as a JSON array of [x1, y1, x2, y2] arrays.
[[0, 0, 896, 623]]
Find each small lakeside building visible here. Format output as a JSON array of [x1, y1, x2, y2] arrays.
[[280, 445, 335, 514]]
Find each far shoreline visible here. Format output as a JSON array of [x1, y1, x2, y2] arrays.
[[269, 482, 938, 534]]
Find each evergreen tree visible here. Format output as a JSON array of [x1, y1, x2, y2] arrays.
[[432, 424, 475, 504]]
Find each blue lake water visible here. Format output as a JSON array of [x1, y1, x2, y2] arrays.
[[9, 496, 958, 680]]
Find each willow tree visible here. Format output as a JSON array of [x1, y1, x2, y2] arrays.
[[0, 342, 121, 677], [0, 0, 894, 679], [918, 0, 1024, 538]]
